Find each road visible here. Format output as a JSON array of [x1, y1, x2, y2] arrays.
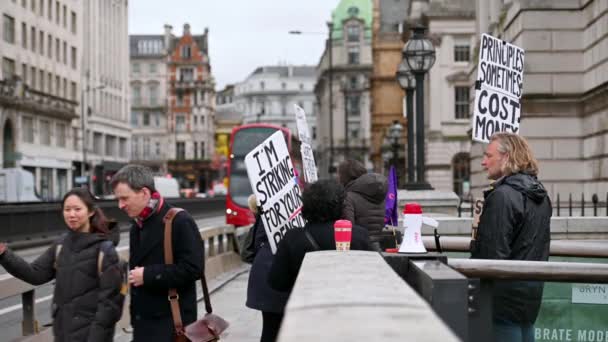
[[0, 215, 226, 341]]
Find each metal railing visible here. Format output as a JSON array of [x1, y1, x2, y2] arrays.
[[0, 224, 242, 339], [457, 192, 608, 217]]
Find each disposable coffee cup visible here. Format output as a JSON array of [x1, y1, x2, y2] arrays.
[[334, 220, 352, 251]]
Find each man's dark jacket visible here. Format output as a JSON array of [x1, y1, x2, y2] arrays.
[[268, 222, 373, 293], [342, 173, 388, 233], [0, 225, 123, 341], [471, 172, 551, 324], [129, 202, 204, 342]]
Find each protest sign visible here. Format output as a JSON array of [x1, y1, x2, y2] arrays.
[[471, 198, 484, 241], [294, 104, 318, 183], [245, 131, 306, 254], [472, 33, 525, 143]]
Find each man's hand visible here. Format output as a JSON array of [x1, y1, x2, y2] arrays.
[[129, 266, 144, 287], [0, 243, 7, 255]]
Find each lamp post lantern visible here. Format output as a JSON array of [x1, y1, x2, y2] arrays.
[[402, 25, 436, 190], [396, 60, 416, 186]]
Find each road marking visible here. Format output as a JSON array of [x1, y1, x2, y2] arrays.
[[0, 294, 53, 316]]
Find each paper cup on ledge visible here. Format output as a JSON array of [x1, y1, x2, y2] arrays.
[[334, 220, 352, 251]]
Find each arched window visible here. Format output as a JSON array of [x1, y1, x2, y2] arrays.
[[452, 153, 470, 198]]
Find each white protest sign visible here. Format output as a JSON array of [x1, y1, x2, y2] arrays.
[[245, 131, 306, 254], [294, 104, 318, 183], [472, 33, 525, 143]]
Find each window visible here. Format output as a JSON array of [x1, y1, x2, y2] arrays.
[[62, 41, 66, 64], [71, 46, 76, 69], [349, 76, 358, 89], [30, 66, 36, 88], [56, 122, 66, 147], [2, 57, 15, 79], [21, 63, 27, 85], [39, 0, 43, 16], [176, 142, 185, 160], [299, 83, 304, 91], [39, 69, 44, 90], [70, 11, 76, 34], [55, 1, 59, 24], [31, 0, 35, 12], [181, 45, 191, 59], [119, 138, 127, 158], [132, 63, 140, 73], [454, 86, 470, 119], [176, 92, 184, 106], [200, 142, 205, 159], [348, 46, 360, 64], [40, 120, 51, 145], [47, 33, 52, 58], [62, 5, 66, 28], [143, 112, 150, 126], [260, 81, 265, 90], [39, 30, 44, 54], [347, 94, 360, 116], [48, 0, 52, 20], [55, 38, 60, 62], [93, 132, 103, 155], [30, 26, 36, 52], [155, 142, 160, 156], [130, 112, 138, 126], [281, 82, 286, 90], [194, 115, 198, 126], [155, 113, 160, 126], [105, 135, 115, 156], [175, 115, 185, 131], [62, 77, 66, 98], [179, 68, 193, 81], [143, 137, 150, 158], [132, 86, 141, 105], [3, 15, 15, 44], [194, 142, 198, 159], [149, 63, 156, 73], [72, 127, 78, 151], [149, 84, 158, 106], [454, 42, 470, 62], [70, 81, 76, 100], [55, 75, 60, 96], [347, 25, 360, 42], [452, 153, 470, 198], [47, 72, 51, 93], [22, 116, 34, 143]]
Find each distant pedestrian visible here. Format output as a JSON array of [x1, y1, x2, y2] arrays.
[[268, 179, 372, 293], [0, 187, 123, 341], [245, 194, 289, 342], [111, 165, 204, 342], [337, 159, 388, 248], [471, 132, 551, 342]]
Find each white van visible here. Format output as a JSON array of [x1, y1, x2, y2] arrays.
[[0, 168, 41, 202], [153, 177, 180, 198]]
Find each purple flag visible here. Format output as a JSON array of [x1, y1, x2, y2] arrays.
[[384, 166, 398, 226]]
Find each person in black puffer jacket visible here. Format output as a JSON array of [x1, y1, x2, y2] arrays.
[[471, 132, 551, 342], [0, 187, 123, 342], [338, 159, 388, 249]]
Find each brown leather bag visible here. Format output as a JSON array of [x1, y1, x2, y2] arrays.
[[163, 208, 229, 342]]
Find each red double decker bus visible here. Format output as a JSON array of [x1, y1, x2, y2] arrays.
[[225, 123, 301, 226]]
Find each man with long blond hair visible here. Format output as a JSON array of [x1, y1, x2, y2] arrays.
[[471, 132, 551, 342]]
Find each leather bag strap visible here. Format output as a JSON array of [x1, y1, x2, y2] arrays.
[[163, 208, 185, 336]]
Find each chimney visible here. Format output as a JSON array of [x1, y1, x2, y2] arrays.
[[163, 24, 172, 53], [183, 23, 191, 36]]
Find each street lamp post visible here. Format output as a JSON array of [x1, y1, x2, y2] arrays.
[[80, 78, 105, 188], [402, 25, 436, 190], [289, 23, 335, 174], [396, 60, 416, 186]]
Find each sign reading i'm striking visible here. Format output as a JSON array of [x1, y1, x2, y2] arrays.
[[472, 34, 526, 143]]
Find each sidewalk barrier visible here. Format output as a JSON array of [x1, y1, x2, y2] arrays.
[[1, 224, 243, 341]]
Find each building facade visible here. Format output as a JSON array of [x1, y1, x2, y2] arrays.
[[315, 0, 373, 177], [129, 34, 169, 174], [469, 0, 608, 202], [215, 84, 241, 185], [370, 0, 409, 181], [234, 65, 317, 145], [166, 24, 216, 192], [82, 0, 130, 195], [0, 0, 82, 200]]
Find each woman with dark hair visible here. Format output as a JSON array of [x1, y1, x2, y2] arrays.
[[268, 179, 372, 294], [0, 187, 124, 341], [337, 159, 388, 235]]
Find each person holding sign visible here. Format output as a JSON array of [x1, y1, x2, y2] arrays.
[[268, 179, 372, 293], [471, 132, 551, 342], [245, 195, 289, 342]]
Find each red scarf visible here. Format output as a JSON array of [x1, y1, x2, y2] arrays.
[[135, 191, 164, 228]]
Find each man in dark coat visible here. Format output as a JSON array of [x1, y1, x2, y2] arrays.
[[268, 179, 373, 293], [111, 165, 204, 342], [471, 132, 551, 342]]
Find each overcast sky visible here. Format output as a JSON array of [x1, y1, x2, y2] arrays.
[[129, 0, 340, 90]]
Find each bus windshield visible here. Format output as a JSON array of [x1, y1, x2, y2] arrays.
[[231, 127, 281, 157]]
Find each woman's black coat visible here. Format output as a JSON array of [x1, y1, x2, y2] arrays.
[[0, 227, 123, 342], [246, 215, 289, 313]]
